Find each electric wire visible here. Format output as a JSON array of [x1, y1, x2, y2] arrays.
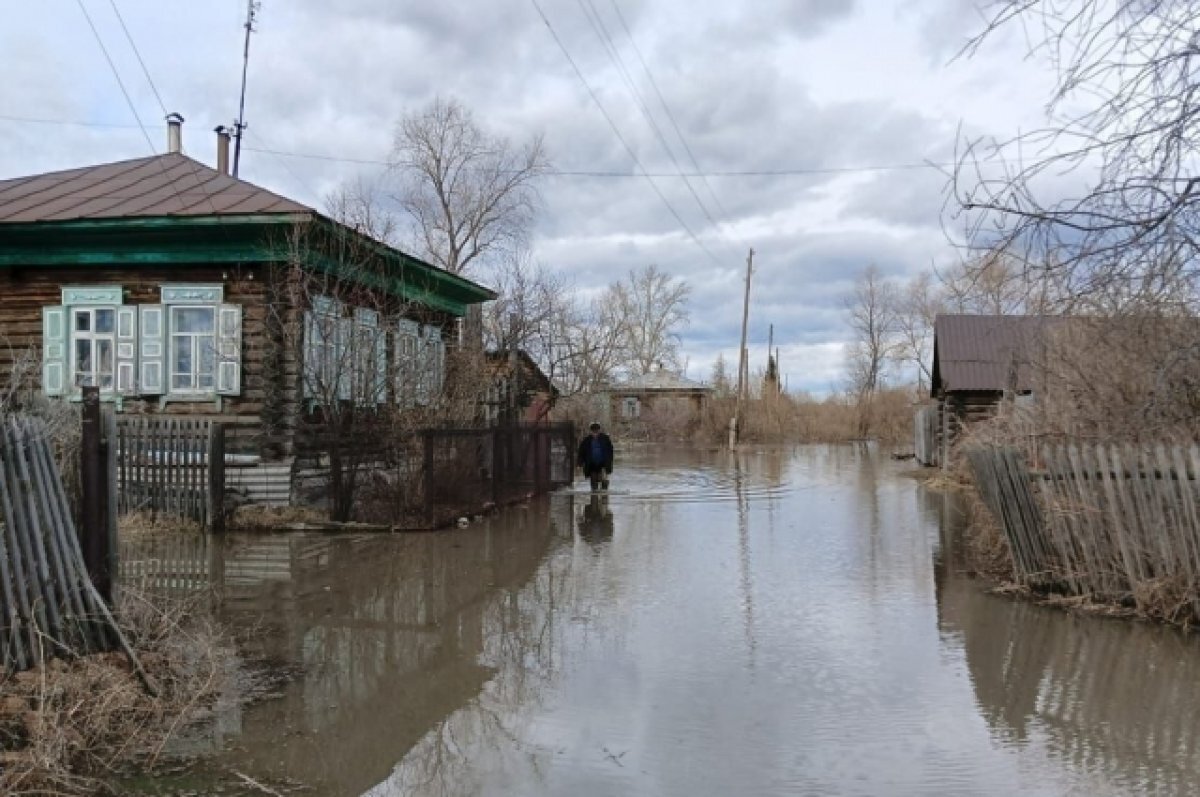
[[530, 0, 725, 268], [107, 0, 168, 116]]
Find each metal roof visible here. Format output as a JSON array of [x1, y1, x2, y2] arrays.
[[611, 370, 710, 392], [0, 153, 311, 223], [932, 314, 1063, 395]]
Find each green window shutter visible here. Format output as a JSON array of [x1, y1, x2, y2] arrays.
[[115, 306, 138, 394], [216, 304, 242, 396], [42, 306, 67, 396], [139, 304, 166, 395]]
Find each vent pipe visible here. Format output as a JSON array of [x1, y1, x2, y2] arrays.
[[166, 112, 185, 154], [214, 126, 231, 175]]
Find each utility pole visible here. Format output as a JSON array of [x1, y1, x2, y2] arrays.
[[232, 0, 260, 178], [731, 247, 754, 448]]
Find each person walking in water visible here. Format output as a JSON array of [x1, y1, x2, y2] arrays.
[[578, 422, 614, 491]]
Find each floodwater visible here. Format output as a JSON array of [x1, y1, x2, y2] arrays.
[[122, 445, 1200, 796]]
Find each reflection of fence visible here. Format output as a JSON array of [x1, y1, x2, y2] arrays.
[[968, 444, 1200, 618], [420, 423, 575, 528], [115, 418, 224, 530]]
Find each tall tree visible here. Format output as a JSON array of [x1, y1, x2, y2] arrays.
[[608, 264, 692, 376], [845, 266, 899, 436], [389, 96, 550, 277]]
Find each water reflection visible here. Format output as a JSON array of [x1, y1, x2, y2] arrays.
[[933, 494, 1200, 795], [577, 495, 614, 544], [121, 446, 1200, 797]]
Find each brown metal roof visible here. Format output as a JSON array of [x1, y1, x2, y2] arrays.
[[932, 314, 1063, 395], [0, 153, 312, 223]]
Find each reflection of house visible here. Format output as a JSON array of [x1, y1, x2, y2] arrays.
[[482, 349, 558, 424], [0, 117, 494, 460], [608, 369, 711, 436]]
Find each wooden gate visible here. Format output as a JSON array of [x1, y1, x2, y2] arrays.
[[115, 418, 225, 529]]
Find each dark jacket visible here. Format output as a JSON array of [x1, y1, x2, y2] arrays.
[[577, 432, 614, 473]]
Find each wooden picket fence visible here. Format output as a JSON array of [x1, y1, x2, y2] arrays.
[[115, 418, 225, 530], [0, 414, 147, 678], [967, 443, 1200, 620]]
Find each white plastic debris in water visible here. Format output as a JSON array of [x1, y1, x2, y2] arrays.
[[456, 517, 469, 528]]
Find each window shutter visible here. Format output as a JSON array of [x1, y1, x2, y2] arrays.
[[415, 325, 433, 406], [302, 311, 318, 400], [430, 327, 445, 399], [395, 319, 419, 408], [115, 306, 138, 394], [139, 304, 166, 395], [336, 316, 353, 402], [216, 304, 242, 396], [41, 306, 67, 397]]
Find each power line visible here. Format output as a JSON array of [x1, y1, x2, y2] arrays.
[[609, 0, 749, 249], [575, 0, 738, 257], [530, 0, 724, 268], [0, 114, 956, 178], [107, 0, 168, 115], [74, 0, 158, 155]]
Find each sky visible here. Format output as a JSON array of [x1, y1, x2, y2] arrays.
[[0, 0, 1063, 394]]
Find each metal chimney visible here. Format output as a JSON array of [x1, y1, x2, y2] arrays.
[[214, 125, 231, 175], [166, 112, 185, 154]]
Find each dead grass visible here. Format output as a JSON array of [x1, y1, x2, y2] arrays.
[[118, 511, 203, 537], [225, 503, 328, 531], [0, 589, 236, 796]]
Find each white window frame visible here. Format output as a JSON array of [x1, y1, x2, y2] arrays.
[[70, 306, 118, 391], [622, 396, 641, 418], [168, 304, 218, 395]]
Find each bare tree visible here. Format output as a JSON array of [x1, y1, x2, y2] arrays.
[[845, 266, 899, 436], [389, 96, 550, 277], [609, 264, 692, 376], [953, 1, 1200, 310]]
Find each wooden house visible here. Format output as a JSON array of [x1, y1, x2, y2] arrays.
[[920, 314, 1059, 465], [482, 349, 559, 424], [0, 118, 495, 464], [608, 369, 711, 438]]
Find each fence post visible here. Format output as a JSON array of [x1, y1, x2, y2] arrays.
[[423, 431, 435, 527], [492, 426, 503, 505], [79, 386, 112, 604], [103, 408, 119, 601], [208, 423, 226, 533]]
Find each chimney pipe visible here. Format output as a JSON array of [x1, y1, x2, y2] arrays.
[[214, 125, 231, 175], [166, 112, 185, 154]]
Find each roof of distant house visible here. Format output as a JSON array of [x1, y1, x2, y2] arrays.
[[932, 314, 1063, 396], [0, 153, 311, 223], [612, 370, 710, 392]]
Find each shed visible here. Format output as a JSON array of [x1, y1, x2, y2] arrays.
[[608, 369, 711, 438]]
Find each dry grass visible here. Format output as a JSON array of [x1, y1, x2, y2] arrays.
[[694, 388, 919, 446], [118, 511, 203, 537], [225, 503, 328, 531], [0, 589, 236, 796]]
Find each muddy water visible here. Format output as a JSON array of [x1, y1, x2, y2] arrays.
[[123, 445, 1200, 796]]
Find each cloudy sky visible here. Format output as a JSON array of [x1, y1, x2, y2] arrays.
[[2, 0, 1060, 394]]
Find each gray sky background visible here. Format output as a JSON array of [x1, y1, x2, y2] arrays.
[[1, 0, 1061, 394]]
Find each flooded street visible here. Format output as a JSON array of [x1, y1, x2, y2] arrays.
[[125, 445, 1200, 796]]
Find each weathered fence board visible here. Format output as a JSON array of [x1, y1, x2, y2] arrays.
[[0, 414, 150, 679], [116, 418, 222, 529], [969, 442, 1200, 620]]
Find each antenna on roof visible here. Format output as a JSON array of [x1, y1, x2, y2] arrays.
[[232, 0, 260, 178]]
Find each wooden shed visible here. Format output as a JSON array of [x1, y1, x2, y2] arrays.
[[0, 121, 495, 467], [919, 314, 1060, 466]]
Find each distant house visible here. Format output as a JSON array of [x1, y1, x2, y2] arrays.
[[919, 314, 1059, 465], [608, 369, 711, 437], [0, 117, 494, 462], [482, 349, 558, 424]]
